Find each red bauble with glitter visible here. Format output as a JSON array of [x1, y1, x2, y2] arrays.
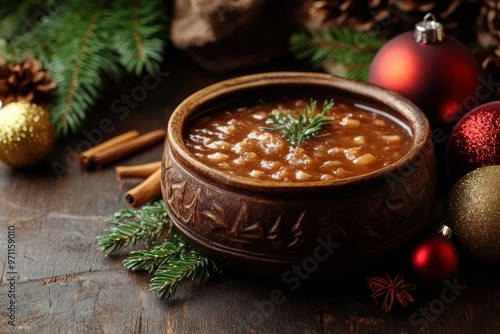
[[369, 14, 480, 129], [446, 101, 500, 183], [410, 226, 460, 285]]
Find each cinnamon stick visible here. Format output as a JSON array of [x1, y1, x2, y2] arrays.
[[80, 130, 140, 169], [125, 168, 162, 208], [84, 129, 167, 170], [116, 161, 162, 179]]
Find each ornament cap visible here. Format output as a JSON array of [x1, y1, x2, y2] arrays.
[[414, 13, 445, 44], [438, 224, 453, 239]]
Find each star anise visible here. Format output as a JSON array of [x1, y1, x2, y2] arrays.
[[366, 273, 416, 313]]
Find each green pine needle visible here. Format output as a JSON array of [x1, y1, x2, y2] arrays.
[[97, 200, 220, 300], [96, 200, 171, 254], [261, 98, 335, 146], [0, 1, 59, 42], [50, 0, 118, 137], [106, 0, 168, 76], [0, 0, 168, 136], [290, 28, 384, 81], [123, 235, 189, 273], [150, 251, 220, 300]]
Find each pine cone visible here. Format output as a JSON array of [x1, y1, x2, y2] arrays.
[[397, 0, 483, 38], [483, 54, 500, 96], [307, 0, 392, 32], [476, 48, 500, 100], [306, 0, 482, 38], [476, 0, 500, 101], [0, 59, 56, 105], [477, 0, 500, 50], [397, 0, 462, 31]]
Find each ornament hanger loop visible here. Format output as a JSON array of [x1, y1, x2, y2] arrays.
[[414, 12, 445, 44], [423, 13, 437, 26]]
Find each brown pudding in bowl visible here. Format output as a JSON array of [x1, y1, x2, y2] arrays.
[[184, 97, 413, 183], [162, 72, 437, 278]]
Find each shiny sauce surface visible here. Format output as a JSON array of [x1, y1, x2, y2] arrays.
[[184, 98, 413, 182]]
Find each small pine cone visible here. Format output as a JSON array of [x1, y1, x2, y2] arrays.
[[306, 0, 346, 30], [0, 59, 56, 106], [484, 54, 500, 100], [307, 0, 393, 32], [305, 0, 481, 38], [396, 0, 463, 32], [476, 48, 500, 100], [477, 0, 500, 50]]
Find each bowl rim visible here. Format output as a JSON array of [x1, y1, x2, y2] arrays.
[[167, 71, 431, 191]]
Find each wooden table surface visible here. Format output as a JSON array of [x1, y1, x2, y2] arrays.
[[1, 51, 499, 334]]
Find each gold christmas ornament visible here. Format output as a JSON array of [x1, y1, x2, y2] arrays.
[[446, 165, 500, 264], [0, 101, 55, 169]]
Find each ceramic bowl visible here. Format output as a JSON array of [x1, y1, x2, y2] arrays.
[[161, 72, 437, 278]]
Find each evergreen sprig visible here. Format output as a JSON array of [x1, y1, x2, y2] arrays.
[[123, 235, 189, 273], [290, 28, 384, 81], [262, 98, 335, 146], [97, 200, 220, 300], [151, 251, 219, 300], [105, 0, 167, 76], [0, 0, 61, 42], [0, 0, 168, 136], [97, 200, 171, 254]]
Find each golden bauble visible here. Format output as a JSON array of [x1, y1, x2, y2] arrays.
[[0, 101, 55, 169], [446, 166, 500, 264]]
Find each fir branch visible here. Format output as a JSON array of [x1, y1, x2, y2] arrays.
[[97, 199, 220, 300], [290, 28, 384, 81], [1, 0, 168, 136], [4, 0, 122, 136], [261, 99, 334, 146], [150, 250, 220, 300], [0, 0, 61, 42], [0, 2, 66, 64], [97, 200, 171, 254], [65, 1, 103, 130], [104, 0, 167, 75], [123, 235, 189, 273], [132, 0, 147, 63]]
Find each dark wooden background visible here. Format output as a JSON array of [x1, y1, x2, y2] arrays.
[[1, 51, 499, 334]]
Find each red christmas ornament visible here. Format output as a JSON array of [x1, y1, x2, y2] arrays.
[[369, 13, 480, 129], [410, 225, 460, 285], [446, 101, 500, 183]]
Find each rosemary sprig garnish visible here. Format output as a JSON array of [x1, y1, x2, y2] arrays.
[[261, 99, 335, 146]]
